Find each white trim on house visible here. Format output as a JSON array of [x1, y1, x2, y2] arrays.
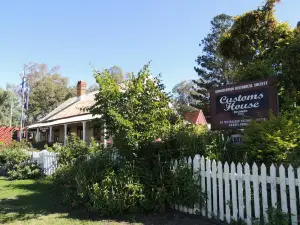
[[27, 114, 101, 129]]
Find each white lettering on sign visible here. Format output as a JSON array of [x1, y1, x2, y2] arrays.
[[219, 93, 263, 112], [215, 80, 268, 94]]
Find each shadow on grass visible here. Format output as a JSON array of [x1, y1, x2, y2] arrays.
[[0, 178, 217, 225]]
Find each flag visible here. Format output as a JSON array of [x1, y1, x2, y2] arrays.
[[24, 88, 29, 109]]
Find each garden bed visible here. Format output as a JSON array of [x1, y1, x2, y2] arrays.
[[0, 177, 219, 225]]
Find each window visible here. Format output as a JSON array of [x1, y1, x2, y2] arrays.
[[67, 127, 71, 136], [77, 126, 83, 139]]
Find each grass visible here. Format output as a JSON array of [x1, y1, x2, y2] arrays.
[[0, 177, 141, 225], [0, 177, 217, 225]]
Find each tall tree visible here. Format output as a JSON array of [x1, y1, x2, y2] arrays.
[[192, 14, 233, 117], [86, 84, 99, 93], [219, 0, 288, 67], [218, 0, 298, 110], [26, 74, 75, 124], [0, 88, 21, 127], [106, 66, 124, 84], [90, 64, 172, 157], [172, 80, 197, 116]]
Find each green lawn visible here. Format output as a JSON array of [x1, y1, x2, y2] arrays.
[[0, 177, 216, 225], [0, 177, 141, 225]]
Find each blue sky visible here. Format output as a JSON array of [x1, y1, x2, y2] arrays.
[[0, 0, 299, 92]]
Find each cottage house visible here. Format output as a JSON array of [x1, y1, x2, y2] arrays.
[[26, 81, 105, 146], [26, 79, 209, 147]]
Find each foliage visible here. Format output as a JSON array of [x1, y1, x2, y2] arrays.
[[86, 83, 99, 93], [266, 207, 290, 225], [272, 30, 300, 110], [218, 1, 300, 111], [170, 162, 204, 208], [0, 141, 31, 170], [172, 80, 197, 116], [0, 141, 42, 180], [88, 164, 144, 216], [51, 164, 79, 206], [0, 88, 21, 127], [219, 1, 290, 64], [7, 161, 42, 180], [170, 122, 207, 157], [90, 63, 173, 159], [192, 14, 234, 116], [27, 73, 75, 123], [51, 133, 97, 166], [106, 65, 125, 84], [241, 108, 300, 166]]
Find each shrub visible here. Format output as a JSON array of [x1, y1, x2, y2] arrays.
[[8, 161, 43, 180], [266, 207, 290, 225], [170, 161, 203, 208], [0, 141, 32, 167], [51, 165, 79, 206], [242, 108, 300, 166], [0, 141, 42, 180], [88, 165, 144, 215], [52, 133, 91, 165]]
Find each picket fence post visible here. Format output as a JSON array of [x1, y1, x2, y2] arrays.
[[200, 156, 206, 216], [218, 161, 224, 221], [261, 164, 268, 223], [270, 164, 277, 208], [253, 163, 260, 220], [244, 163, 252, 225], [231, 162, 238, 221], [279, 165, 288, 213], [288, 165, 297, 225], [224, 162, 230, 224], [237, 163, 244, 220], [212, 160, 217, 218], [206, 158, 212, 218], [193, 155, 200, 214]]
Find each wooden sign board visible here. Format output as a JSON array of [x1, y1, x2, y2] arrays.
[[210, 77, 278, 130]]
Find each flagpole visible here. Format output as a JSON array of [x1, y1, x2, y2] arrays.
[[9, 97, 13, 127], [20, 67, 25, 141]]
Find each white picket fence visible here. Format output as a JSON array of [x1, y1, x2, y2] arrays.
[[172, 154, 300, 225], [23, 150, 300, 224], [28, 150, 58, 175]]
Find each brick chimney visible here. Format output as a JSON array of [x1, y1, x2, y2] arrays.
[[77, 80, 86, 100]]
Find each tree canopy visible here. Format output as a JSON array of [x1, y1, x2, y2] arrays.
[[218, 0, 300, 111], [26, 73, 75, 124], [0, 88, 21, 127], [90, 64, 173, 157], [192, 14, 234, 116], [172, 80, 197, 116]]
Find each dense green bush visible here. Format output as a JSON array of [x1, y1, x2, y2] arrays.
[[51, 133, 101, 166], [8, 161, 43, 180], [88, 164, 144, 215], [242, 108, 300, 166], [0, 141, 32, 168], [51, 164, 79, 206], [51, 137, 204, 216], [0, 141, 42, 180]]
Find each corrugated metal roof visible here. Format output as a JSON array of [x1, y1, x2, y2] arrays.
[[27, 91, 99, 129], [39, 91, 97, 122]]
